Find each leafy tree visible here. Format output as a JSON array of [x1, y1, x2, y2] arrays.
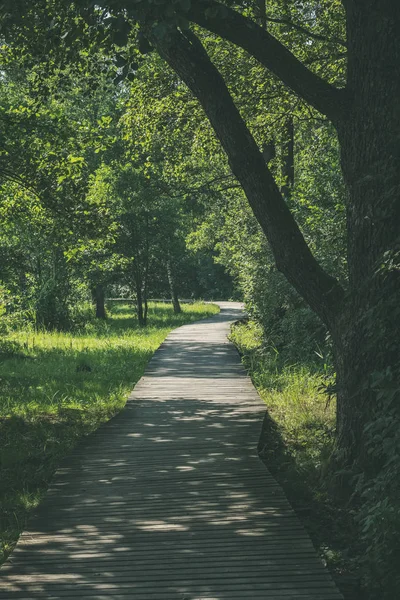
[[0, 36, 124, 327], [114, 0, 399, 471]]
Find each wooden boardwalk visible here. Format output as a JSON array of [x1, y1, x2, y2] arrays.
[[0, 302, 343, 599]]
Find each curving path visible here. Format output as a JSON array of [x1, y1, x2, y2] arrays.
[[0, 302, 343, 599]]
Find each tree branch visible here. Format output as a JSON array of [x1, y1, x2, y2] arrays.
[[147, 26, 345, 326], [0, 166, 41, 200], [264, 16, 347, 47], [186, 0, 349, 122]]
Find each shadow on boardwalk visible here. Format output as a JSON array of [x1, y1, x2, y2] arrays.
[[0, 304, 343, 599]]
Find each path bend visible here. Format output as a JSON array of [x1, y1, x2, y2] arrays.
[[0, 302, 343, 599]]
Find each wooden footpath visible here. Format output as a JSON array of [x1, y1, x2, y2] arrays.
[[0, 302, 343, 599]]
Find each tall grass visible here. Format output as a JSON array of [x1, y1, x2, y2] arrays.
[[231, 320, 335, 436], [0, 301, 219, 563]]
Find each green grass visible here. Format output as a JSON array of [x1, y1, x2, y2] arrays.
[[0, 301, 219, 563], [230, 320, 360, 599], [231, 320, 335, 455]]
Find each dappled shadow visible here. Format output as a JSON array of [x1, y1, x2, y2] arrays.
[[0, 303, 342, 599]]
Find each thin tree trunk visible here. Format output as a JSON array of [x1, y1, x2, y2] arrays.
[[255, 0, 266, 30], [136, 286, 144, 326], [167, 257, 181, 314], [142, 215, 150, 327], [135, 274, 145, 327], [94, 284, 106, 319], [143, 271, 148, 327]]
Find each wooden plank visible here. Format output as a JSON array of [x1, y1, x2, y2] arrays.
[[0, 302, 343, 599]]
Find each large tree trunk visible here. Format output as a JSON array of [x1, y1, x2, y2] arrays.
[[332, 3, 400, 464]]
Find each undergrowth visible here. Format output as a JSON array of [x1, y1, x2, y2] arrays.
[[230, 319, 362, 600], [0, 301, 219, 563]]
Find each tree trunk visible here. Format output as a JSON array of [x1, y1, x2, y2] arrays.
[[331, 2, 400, 464], [143, 296, 148, 325], [167, 257, 181, 314], [142, 272, 148, 327], [142, 215, 149, 326], [94, 284, 106, 320], [135, 278, 145, 327], [255, 0, 266, 29]]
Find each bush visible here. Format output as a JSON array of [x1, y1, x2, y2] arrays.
[[35, 278, 71, 330], [243, 266, 329, 368], [68, 301, 98, 331], [0, 286, 33, 334]]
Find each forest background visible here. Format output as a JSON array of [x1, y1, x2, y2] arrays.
[[0, 2, 399, 599]]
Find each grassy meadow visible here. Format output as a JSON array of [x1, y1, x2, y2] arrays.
[[0, 301, 219, 563]]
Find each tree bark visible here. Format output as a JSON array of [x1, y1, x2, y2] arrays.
[[94, 283, 106, 320], [331, 2, 400, 462], [143, 272, 148, 326], [134, 265, 146, 327], [255, 0, 266, 30], [135, 282, 145, 327], [167, 257, 181, 314], [142, 215, 149, 326], [143, 294, 148, 325]]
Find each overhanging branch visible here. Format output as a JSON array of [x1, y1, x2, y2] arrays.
[[0, 166, 41, 200], [186, 0, 349, 122], [264, 16, 347, 47], [147, 25, 345, 326]]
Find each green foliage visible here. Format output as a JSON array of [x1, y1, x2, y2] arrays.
[[231, 321, 336, 434], [0, 338, 30, 360], [35, 274, 71, 331]]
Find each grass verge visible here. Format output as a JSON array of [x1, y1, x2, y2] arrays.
[[0, 301, 219, 563], [230, 319, 362, 600]]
